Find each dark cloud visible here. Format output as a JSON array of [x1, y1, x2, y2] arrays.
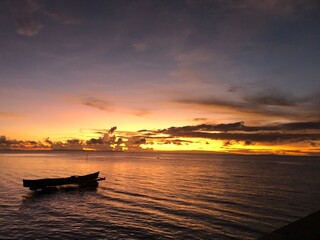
[[141, 121, 320, 145], [86, 137, 104, 145], [81, 97, 112, 111], [193, 118, 208, 122], [0, 135, 47, 150], [0, 135, 8, 144], [164, 131, 319, 143], [167, 121, 320, 133], [133, 137, 146, 145], [1, 127, 122, 151], [175, 89, 318, 120], [309, 141, 318, 147], [154, 122, 246, 133], [125, 137, 148, 151], [86, 127, 117, 148], [175, 98, 284, 118], [275, 122, 320, 131], [163, 139, 193, 145], [243, 93, 298, 107], [67, 139, 81, 145], [309, 91, 320, 119], [116, 138, 123, 145], [228, 86, 241, 93], [84, 127, 150, 151], [165, 121, 320, 133], [223, 140, 232, 147], [82, 127, 148, 151], [146, 122, 241, 134], [51, 139, 84, 151], [108, 126, 117, 134]]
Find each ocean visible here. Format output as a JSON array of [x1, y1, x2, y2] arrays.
[[0, 152, 319, 239]]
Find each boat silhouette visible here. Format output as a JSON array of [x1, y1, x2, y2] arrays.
[[23, 172, 105, 190]]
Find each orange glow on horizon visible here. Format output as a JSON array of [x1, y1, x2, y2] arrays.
[[1, 120, 319, 156]]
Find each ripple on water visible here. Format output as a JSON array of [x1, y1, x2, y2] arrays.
[[1, 153, 320, 239]]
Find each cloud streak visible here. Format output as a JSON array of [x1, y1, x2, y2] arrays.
[[175, 89, 319, 121], [139, 121, 320, 146], [15, 16, 43, 36], [81, 97, 112, 111], [8, 0, 80, 36], [42, 11, 81, 25]]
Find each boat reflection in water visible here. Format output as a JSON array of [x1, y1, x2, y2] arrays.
[[23, 182, 100, 200]]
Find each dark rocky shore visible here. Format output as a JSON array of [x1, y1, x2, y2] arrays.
[[258, 209, 320, 240]]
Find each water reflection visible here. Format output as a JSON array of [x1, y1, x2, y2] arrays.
[[0, 152, 319, 239], [22, 184, 98, 200]]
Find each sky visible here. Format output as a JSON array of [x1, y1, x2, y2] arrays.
[[0, 0, 320, 155]]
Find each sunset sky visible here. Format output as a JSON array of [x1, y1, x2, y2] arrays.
[[1, 0, 320, 155]]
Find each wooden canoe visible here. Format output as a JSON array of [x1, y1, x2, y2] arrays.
[[23, 172, 102, 190]]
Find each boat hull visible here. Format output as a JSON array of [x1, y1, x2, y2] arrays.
[[23, 172, 100, 190]]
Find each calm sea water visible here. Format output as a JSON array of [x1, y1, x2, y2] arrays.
[[0, 152, 320, 239]]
